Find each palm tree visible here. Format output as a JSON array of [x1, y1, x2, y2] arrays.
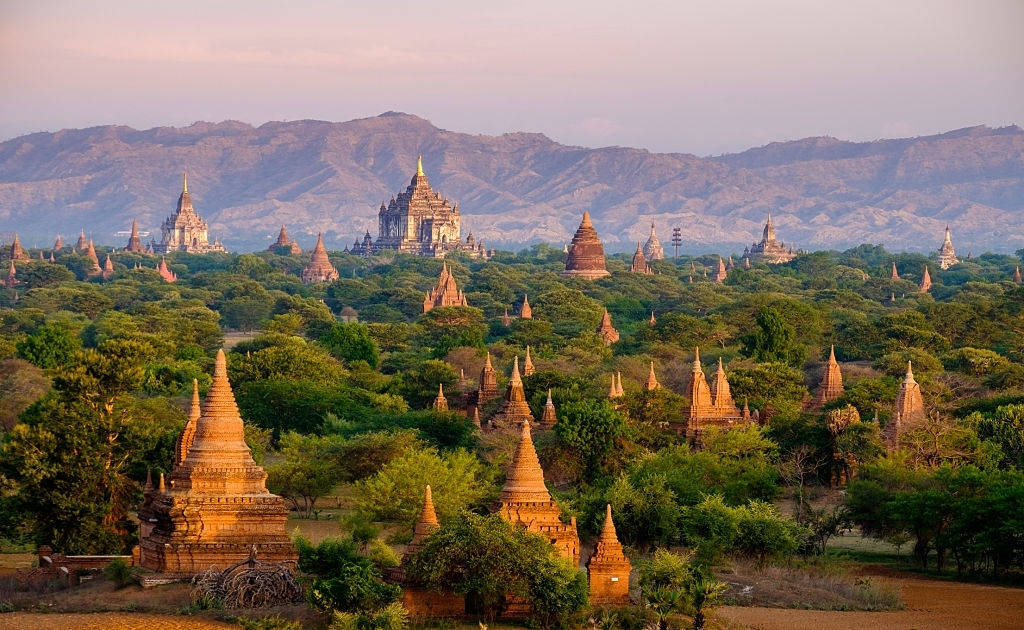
[[685, 571, 728, 630]]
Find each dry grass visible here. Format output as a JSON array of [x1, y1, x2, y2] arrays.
[[716, 559, 901, 611]]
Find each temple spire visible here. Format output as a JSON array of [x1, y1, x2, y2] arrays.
[[183, 171, 188, 193], [417, 155, 425, 176], [500, 421, 551, 503], [644, 361, 660, 391], [599, 503, 618, 542]]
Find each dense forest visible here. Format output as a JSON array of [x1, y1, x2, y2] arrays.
[[1, 241, 1022, 628]]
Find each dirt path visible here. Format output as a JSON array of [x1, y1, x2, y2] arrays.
[[1, 612, 239, 629], [718, 570, 1024, 630]]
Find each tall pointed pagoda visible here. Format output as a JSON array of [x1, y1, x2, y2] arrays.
[[155, 172, 226, 253], [491, 357, 535, 428], [74, 230, 88, 251], [644, 362, 660, 391], [476, 352, 500, 405], [561, 212, 610, 279], [124, 219, 146, 253], [156, 256, 178, 282], [301, 233, 339, 284], [596, 309, 620, 345], [422, 262, 467, 312], [540, 389, 557, 428], [919, 265, 932, 292], [8, 234, 31, 261], [523, 346, 536, 377], [886, 361, 926, 450], [138, 350, 295, 574], [936, 226, 959, 269], [630, 243, 653, 275], [101, 254, 114, 280], [432, 383, 449, 412], [712, 257, 728, 283], [398, 485, 466, 617], [643, 223, 664, 261], [497, 421, 579, 565], [587, 504, 631, 605], [711, 357, 741, 417], [519, 294, 532, 319], [1013, 266, 1021, 283], [268, 225, 301, 255], [809, 346, 844, 409], [890, 261, 900, 280], [53, 235, 64, 251], [85, 240, 102, 276], [684, 348, 746, 438], [745, 213, 796, 264], [5, 260, 16, 289]]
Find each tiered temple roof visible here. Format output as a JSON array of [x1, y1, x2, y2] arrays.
[[269, 225, 302, 255], [300, 233, 339, 284], [138, 350, 295, 575], [713, 257, 727, 283], [75, 230, 88, 251], [497, 421, 579, 565], [886, 361, 926, 451], [540, 389, 557, 428], [432, 383, 449, 412], [422, 262, 467, 312], [919, 265, 932, 292], [936, 226, 959, 270], [519, 294, 532, 319], [476, 352, 499, 406], [684, 348, 747, 438], [596, 309, 619, 346], [156, 256, 178, 283], [491, 357, 535, 428], [809, 346, 844, 409], [644, 362, 660, 391], [587, 504, 631, 605], [523, 346, 536, 377], [9, 234, 31, 261], [643, 223, 664, 261], [125, 219, 146, 253], [561, 212, 610, 279], [630, 243, 653, 275], [155, 173, 226, 254], [745, 214, 796, 264]]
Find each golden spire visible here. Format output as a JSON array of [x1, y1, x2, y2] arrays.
[[406, 484, 440, 556], [644, 361, 660, 391], [500, 420, 551, 503], [417, 155, 424, 176], [599, 503, 618, 543], [183, 171, 188, 193], [419, 484, 439, 526]]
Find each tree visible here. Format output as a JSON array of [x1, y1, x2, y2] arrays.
[[295, 536, 401, 615], [266, 432, 346, 518], [321, 323, 380, 368], [638, 549, 727, 630], [221, 296, 272, 332], [740, 307, 806, 366], [417, 306, 487, 357], [553, 399, 626, 479], [406, 513, 588, 626], [16, 321, 82, 369]]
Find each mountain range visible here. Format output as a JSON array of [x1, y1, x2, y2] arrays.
[[1, 112, 1022, 254]]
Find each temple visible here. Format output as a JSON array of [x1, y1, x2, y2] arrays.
[[643, 223, 664, 261], [935, 226, 959, 269], [156, 256, 178, 283], [682, 349, 747, 438], [268, 225, 302, 255], [744, 214, 796, 264], [53, 235, 64, 251], [919, 265, 932, 292], [491, 357, 535, 428], [154, 173, 227, 254], [137, 350, 295, 575], [124, 220, 146, 253], [102, 255, 114, 280], [422, 263, 468, 312], [712, 257, 727, 283], [644, 362, 660, 391], [85, 240, 102, 276], [630, 243, 653, 275], [300, 233, 339, 284], [497, 421, 579, 565], [519, 294, 532, 319], [561, 212, 610, 279], [523, 346, 536, 377], [596, 309, 619, 345], [373, 157, 484, 258], [9, 234, 31, 261], [473, 352, 500, 411], [587, 504, 631, 606], [885, 361, 926, 450], [890, 261, 900, 280], [809, 346, 844, 409], [75, 230, 88, 252], [397, 486, 465, 618], [540, 389, 557, 428], [1014, 266, 1022, 283], [432, 383, 449, 412]]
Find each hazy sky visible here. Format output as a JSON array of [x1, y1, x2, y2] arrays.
[[1, 0, 1021, 155]]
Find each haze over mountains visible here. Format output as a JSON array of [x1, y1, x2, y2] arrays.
[[0, 112, 1022, 254]]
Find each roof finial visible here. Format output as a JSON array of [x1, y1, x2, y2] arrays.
[[183, 171, 188, 193], [417, 155, 424, 176]]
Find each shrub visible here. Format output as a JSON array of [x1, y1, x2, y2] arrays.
[[103, 558, 136, 588]]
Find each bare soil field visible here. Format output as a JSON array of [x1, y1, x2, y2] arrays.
[[718, 566, 1024, 630], [1, 612, 239, 629]]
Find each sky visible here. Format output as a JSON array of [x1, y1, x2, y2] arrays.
[[1, 0, 1022, 155]]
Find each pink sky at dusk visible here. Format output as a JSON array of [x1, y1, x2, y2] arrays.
[[1, 0, 1021, 154]]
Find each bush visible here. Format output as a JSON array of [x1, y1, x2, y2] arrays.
[[103, 557, 136, 588]]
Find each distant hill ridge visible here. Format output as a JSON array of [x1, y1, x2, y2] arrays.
[[0, 113, 1021, 253]]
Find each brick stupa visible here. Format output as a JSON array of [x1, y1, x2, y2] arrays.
[[491, 357, 535, 428], [9, 233, 31, 261], [85, 240, 102, 276], [561, 211, 610, 279], [643, 223, 664, 261], [644, 362, 660, 391], [5, 260, 16, 289], [885, 361, 926, 450], [523, 346, 536, 377], [497, 421, 579, 565], [919, 265, 932, 292], [809, 346, 844, 409], [684, 349, 746, 438], [432, 383, 449, 412], [630, 242, 653, 275], [713, 257, 728, 283], [596, 309, 620, 346], [269, 225, 302, 255], [519, 294, 532, 319], [138, 350, 295, 575], [74, 230, 88, 251], [301, 233, 339, 284], [397, 485, 466, 618], [540, 389, 557, 428], [476, 352, 500, 405], [422, 262, 467, 312], [156, 256, 178, 283], [587, 504, 631, 606], [125, 219, 146, 253], [53, 235, 64, 251]]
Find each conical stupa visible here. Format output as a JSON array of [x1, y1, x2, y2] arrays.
[[125, 219, 146, 253], [561, 212, 610, 279], [809, 346, 844, 409], [587, 504, 632, 605], [301, 233, 339, 284], [491, 357, 535, 427]]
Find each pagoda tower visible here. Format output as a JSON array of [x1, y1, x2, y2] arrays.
[[608, 374, 622, 399], [596, 309, 620, 346], [523, 346, 536, 377], [422, 262, 467, 312], [540, 389, 557, 428], [649, 311, 656, 326], [125, 219, 146, 253], [1013, 266, 1021, 283], [397, 486, 466, 617], [890, 261, 900, 280], [497, 421, 579, 565], [643, 223, 664, 261], [644, 362, 660, 391], [174, 379, 201, 466], [156, 256, 178, 282], [519, 294, 532, 319], [75, 230, 88, 251], [476, 352, 499, 405], [587, 504, 632, 605], [85, 240, 102, 276], [810, 346, 844, 409], [886, 361, 926, 450], [102, 254, 114, 280], [138, 350, 295, 575], [491, 357, 535, 428], [561, 212, 610, 279], [406, 485, 440, 557], [711, 357, 740, 416], [155, 173, 226, 254], [300, 233, 339, 284], [745, 213, 796, 264], [936, 226, 959, 269], [5, 260, 16, 289], [9, 234, 31, 261], [919, 265, 932, 292], [712, 257, 727, 283], [269, 225, 302, 254], [432, 383, 449, 412], [685, 348, 715, 430], [630, 243, 653, 275], [502, 309, 512, 327], [53, 235, 64, 251]]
